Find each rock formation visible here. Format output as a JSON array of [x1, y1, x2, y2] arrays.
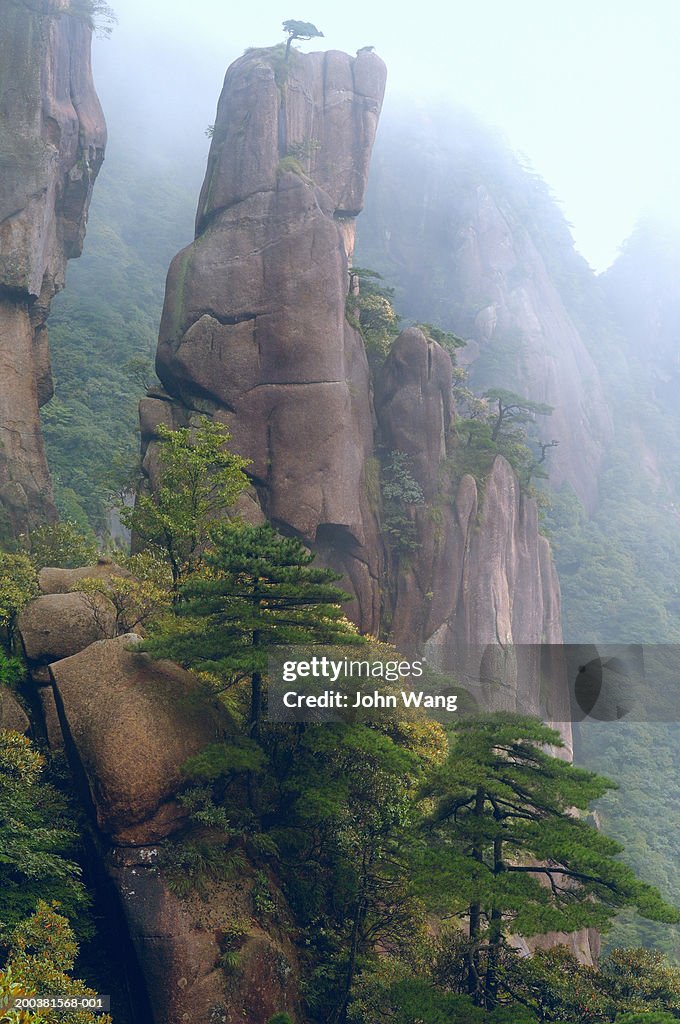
[[143, 48, 571, 729], [0, 0, 105, 536], [17, 575, 302, 1024], [130, 47, 597, 999], [143, 46, 387, 633], [0, 686, 30, 733], [376, 327, 571, 737]]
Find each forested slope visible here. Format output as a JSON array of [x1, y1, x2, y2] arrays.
[[42, 137, 202, 531], [36, 89, 680, 971]]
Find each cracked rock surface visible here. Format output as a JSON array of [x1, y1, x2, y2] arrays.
[[0, 0, 106, 535], [148, 48, 386, 632]]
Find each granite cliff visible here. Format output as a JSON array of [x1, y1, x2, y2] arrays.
[[145, 46, 387, 634], [0, 0, 105, 536], [375, 326, 571, 743], [144, 51, 567, 719]]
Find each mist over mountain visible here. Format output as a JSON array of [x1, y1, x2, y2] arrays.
[[4, 8, 680, 1019]]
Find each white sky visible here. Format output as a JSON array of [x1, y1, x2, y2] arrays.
[[93, 0, 680, 271]]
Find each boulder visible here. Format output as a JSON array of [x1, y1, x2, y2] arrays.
[[18, 591, 117, 665], [39, 685, 64, 750], [0, 687, 29, 733], [38, 558, 131, 595], [375, 326, 453, 500], [108, 847, 301, 1024], [50, 635, 231, 842]]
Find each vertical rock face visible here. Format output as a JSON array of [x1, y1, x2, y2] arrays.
[[376, 327, 571, 740], [146, 47, 387, 632], [0, 0, 106, 535]]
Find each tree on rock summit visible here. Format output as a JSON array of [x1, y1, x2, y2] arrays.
[[282, 19, 324, 58]]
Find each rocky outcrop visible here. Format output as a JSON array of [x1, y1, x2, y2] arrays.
[[38, 557, 131, 595], [108, 849, 301, 1024], [16, 580, 302, 1022], [18, 591, 117, 664], [49, 634, 229, 843], [376, 327, 571, 735], [144, 47, 386, 632], [0, 0, 106, 535]]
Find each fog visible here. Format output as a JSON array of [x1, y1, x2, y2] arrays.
[[91, 0, 680, 272]]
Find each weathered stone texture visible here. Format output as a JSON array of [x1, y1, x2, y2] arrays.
[[0, 686, 30, 733], [38, 557, 131, 595], [147, 47, 386, 632], [18, 591, 117, 664], [49, 634, 229, 843], [376, 327, 571, 734], [0, 0, 105, 533], [108, 848, 301, 1024]]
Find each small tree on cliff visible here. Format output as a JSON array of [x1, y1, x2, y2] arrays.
[[282, 19, 324, 58], [413, 714, 680, 1009], [68, 0, 117, 38], [143, 522, 364, 733], [0, 553, 38, 652], [120, 418, 250, 598], [483, 388, 553, 443]]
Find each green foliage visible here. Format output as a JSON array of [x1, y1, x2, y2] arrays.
[[120, 417, 250, 594], [380, 450, 424, 554], [266, 719, 437, 1021], [417, 322, 466, 358], [347, 268, 401, 367], [0, 902, 112, 1024], [0, 652, 24, 690], [0, 732, 88, 939], [492, 944, 680, 1022], [0, 554, 38, 651], [615, 1015, 678, 1023], [66, 0, 117, 38], [42, 140, 199, 533], [483, 388, 553, 441], [277, 155, 308, 178], [22, 522, 98, 571], [267, 1015, 294, 1024], [217, 919, 250, 975], [73, 567, 170, 635], [252, 870, 279, 918], [159, 840, 246, 900], [143, 521, 363, 729], [413, 714, 679, 1007], [182, 738, 266, 782], [282, 19, 324, 57]]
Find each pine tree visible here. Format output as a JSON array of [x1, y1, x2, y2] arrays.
[[413, 714, 680, 1008], [144, 523, 364, 732]]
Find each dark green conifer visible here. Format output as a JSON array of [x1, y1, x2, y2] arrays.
[[145, 522, 363, 732], [414, 714, 680, 1008]]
